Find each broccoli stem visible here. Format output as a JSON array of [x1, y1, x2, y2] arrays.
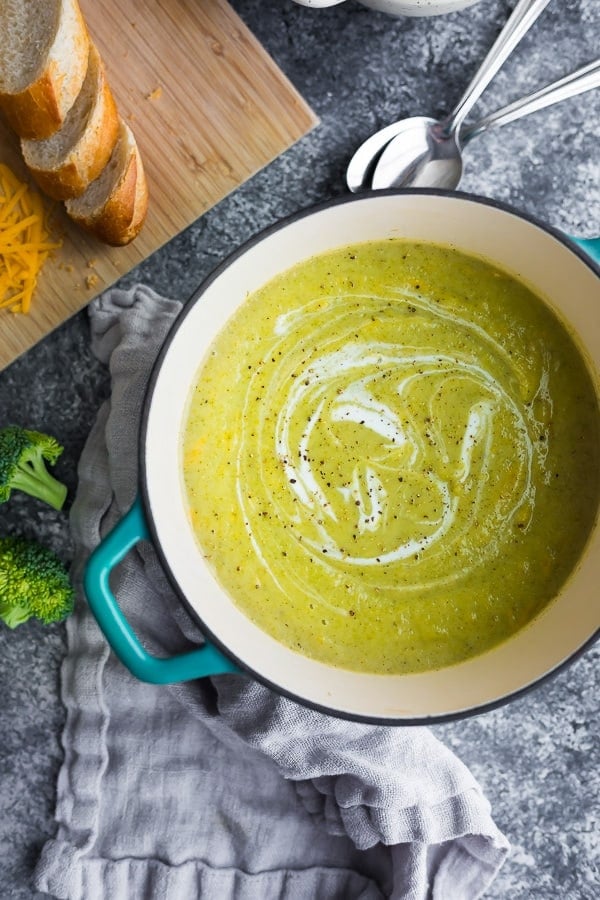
[[0, 600, 30, 628], [10, 460, 67, 510]]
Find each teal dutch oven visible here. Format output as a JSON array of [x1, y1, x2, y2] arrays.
[[84, 190, 600, 724]]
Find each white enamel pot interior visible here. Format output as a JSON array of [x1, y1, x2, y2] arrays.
[[142, 190, 600, 723]]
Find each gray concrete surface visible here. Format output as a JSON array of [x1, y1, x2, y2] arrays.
[[0, 0, 598, 896]]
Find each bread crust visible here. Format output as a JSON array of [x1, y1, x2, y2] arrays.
[[21, 45, 120, 200], [0, 0, 90, 139], [2, 1, 148, 246], [65, 128, 149, 246]]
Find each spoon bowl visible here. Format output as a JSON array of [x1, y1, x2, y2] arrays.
[[347, 116, 462, 193], [370, 117, 463, 190]]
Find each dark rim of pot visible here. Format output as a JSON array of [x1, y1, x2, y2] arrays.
[[139, 187, 600, 725]]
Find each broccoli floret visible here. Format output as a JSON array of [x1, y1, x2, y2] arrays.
[[0, 536, 74, 628], [0, 425, 67, 510]]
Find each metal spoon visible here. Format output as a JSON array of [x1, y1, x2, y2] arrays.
[[460, 57, 600, 143], [347, 0, 551, 193], [367, 57, 600, 191]]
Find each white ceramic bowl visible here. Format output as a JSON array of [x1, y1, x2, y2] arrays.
[[85, 191, 600, 724], [292, 0, 481, 17]]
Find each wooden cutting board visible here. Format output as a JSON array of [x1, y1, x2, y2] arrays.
[[0, 0, 318, 371]]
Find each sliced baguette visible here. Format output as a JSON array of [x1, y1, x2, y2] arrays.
[[21, 43, 119, 200], [65, 120, 148, 246], [0, 0, 89, 140]]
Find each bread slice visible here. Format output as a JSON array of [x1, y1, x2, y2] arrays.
[[21, 43, 119, 200], [0, 0, 89, 140], [65, 120, 148, 246]]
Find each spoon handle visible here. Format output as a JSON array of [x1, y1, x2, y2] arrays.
[[461, 59, 600, 143], [442, 0, 552, 134]]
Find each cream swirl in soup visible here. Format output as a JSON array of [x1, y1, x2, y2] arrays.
[[182, 241, 600, 674]]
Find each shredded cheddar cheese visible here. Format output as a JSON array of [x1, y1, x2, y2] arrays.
[[0, 163, 62, 314]]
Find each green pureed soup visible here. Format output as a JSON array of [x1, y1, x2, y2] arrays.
[[182, 241, 600, 674]]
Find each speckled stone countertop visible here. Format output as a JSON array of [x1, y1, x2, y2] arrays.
[[0, 1, 598, 897]]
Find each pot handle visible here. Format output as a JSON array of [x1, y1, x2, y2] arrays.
[[570, 235, 600, 265], [83, 496, 240, 683]]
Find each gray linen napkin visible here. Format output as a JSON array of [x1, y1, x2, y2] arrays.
[[34, 285, 510, 900]]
